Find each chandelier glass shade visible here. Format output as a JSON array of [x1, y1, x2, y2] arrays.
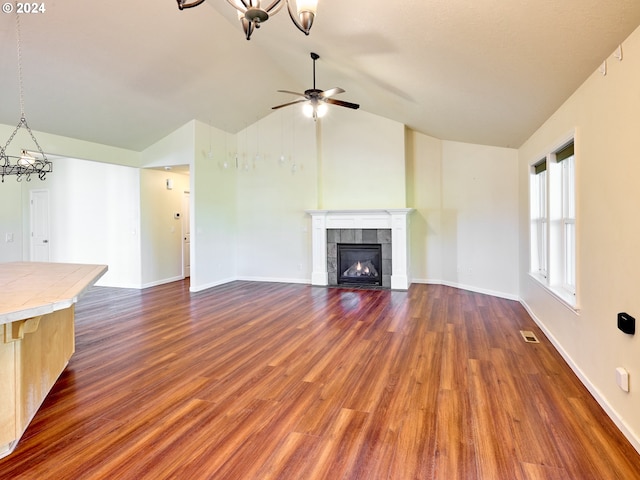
[[176, 0, 317, 40]]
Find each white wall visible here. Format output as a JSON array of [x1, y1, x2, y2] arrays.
[[235, 109, 317, 283], [0, 180, 23, 262], [441, 141, 519, 298], [140, 121, 195, 169], [518, 24, 640, 451], [406, 130, 443, 283], [407, 131, 519, 299], [190, 120, 238, 291], [46, 157, 141, 287], [320, 108, 406, 209]]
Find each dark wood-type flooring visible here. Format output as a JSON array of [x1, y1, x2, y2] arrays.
[[1, 280, 639, 479]]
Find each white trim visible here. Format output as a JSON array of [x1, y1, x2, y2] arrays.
[[520, 299, 640, 455], [189, 276, 311, 293], [528, 271, 579, 313], [140, 275, 185, 289], [311, 272, 328, 285], [96, 282, 143, 289], [189, 276, 237, 293], [411, 278, 519, 301], [235, 276, 311, 285]]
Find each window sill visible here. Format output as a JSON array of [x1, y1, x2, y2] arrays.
[[528, 272, 580, 314]]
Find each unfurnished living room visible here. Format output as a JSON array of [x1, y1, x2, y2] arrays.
[[1, 1, 640, 478]]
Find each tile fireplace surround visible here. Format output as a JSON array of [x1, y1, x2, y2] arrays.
[[306, 209, 414, 290]]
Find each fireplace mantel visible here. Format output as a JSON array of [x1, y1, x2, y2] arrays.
[[306, 209, 414, 290]]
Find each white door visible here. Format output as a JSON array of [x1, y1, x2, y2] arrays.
[[30, 189, 50, 262], [183, 191, 190, 277]]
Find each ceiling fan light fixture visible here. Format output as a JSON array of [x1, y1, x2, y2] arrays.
[[272, 52, 360, 120], [302, 102, 315, 118], [302, 100, 327, 120], [316, 102, 328, 118]]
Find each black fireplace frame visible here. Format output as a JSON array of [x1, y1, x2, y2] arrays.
[[337, 243, 383, 287]]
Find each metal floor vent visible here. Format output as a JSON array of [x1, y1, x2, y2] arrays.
[[520, 330, 540, 343]]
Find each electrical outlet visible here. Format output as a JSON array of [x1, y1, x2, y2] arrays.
[[5, 233, 14, 243], [616, 367, 629, 392]]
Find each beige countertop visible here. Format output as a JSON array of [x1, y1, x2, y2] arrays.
[[0, 262, 108, 325]]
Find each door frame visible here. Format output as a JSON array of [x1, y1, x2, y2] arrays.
[[30, 189, 50, 262]]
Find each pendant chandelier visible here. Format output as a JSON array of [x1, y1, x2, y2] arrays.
[[0, 14, 52, 183], [177, 0, 318, 41]]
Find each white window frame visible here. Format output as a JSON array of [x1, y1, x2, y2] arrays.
[[529, 132, 578, 311], [561, 154, 576, 294], [530, 163, 548, 278]]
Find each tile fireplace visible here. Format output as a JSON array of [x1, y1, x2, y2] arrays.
[[332, 234, 386, 287], [306, 209, 414, 290]]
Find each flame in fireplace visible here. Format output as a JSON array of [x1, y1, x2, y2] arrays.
[[344, 260, 378, 278], [355, 261, 371, 275]]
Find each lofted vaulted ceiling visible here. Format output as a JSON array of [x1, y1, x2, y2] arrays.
[[0, 1, 639, 152]]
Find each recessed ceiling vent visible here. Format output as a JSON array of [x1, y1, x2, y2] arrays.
[[520, 330, 540, 343]]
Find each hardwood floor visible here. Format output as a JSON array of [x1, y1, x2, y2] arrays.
[[1, 280, 639, 479]]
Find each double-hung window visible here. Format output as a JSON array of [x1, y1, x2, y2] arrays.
[[529, 138, 577, 309], [558, 144, 576, 294]]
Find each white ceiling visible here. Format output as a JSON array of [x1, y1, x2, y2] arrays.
[[1, 0, 639, 152]]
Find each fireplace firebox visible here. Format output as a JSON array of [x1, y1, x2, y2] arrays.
[[337, 243, 382, 286]]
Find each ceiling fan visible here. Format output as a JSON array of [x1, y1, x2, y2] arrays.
[[272, 52, 360, 119]]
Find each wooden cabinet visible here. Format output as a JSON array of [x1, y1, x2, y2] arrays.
[[0, 262, 106, 459]]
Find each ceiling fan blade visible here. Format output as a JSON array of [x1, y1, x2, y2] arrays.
[[320, 87, 345, 99], [325, 98, 360, 110], [272, 99, 308, 110], [277, 90, 307, 98]]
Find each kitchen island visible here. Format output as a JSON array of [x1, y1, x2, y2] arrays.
[[0, 262, 107, 459]]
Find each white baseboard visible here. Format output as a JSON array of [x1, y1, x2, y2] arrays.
[[411, 278, 519, 301], [95, 281, 142, 289], [190, 276, 310, 293], [189, 276, 236, 293], [236, 276, 311, 285], [520, 300, 640, 455], [141, 275, 184, 289]]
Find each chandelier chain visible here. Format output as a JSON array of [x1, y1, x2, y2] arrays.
[[3, 117, 46, 156], [4, 13, 46, 156], [15, 12, 26, 118]]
